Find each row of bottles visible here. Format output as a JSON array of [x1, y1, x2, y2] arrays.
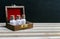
[[10, 14, 26, 26]]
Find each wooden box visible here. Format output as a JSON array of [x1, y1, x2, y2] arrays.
[[5, 5, 33, 31]]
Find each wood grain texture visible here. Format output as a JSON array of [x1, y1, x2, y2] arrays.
[[0, 23, 60, 37]]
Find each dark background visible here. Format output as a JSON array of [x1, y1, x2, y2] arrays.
[[0, 0, 60, 23]]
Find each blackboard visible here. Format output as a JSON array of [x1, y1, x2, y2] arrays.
[[0, 0, 60, 23]]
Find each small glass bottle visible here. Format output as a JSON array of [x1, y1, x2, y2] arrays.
[[21, 14, 26, 24], [10, 15, 16, 26], [16, 15, 22, 25]]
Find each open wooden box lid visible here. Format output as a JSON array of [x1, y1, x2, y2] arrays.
[[5, 5, 25, 22]]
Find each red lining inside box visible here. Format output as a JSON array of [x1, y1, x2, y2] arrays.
[[7, 8, 22, 20]]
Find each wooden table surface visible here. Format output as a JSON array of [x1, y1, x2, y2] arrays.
[[0, 23, 60, 37]]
